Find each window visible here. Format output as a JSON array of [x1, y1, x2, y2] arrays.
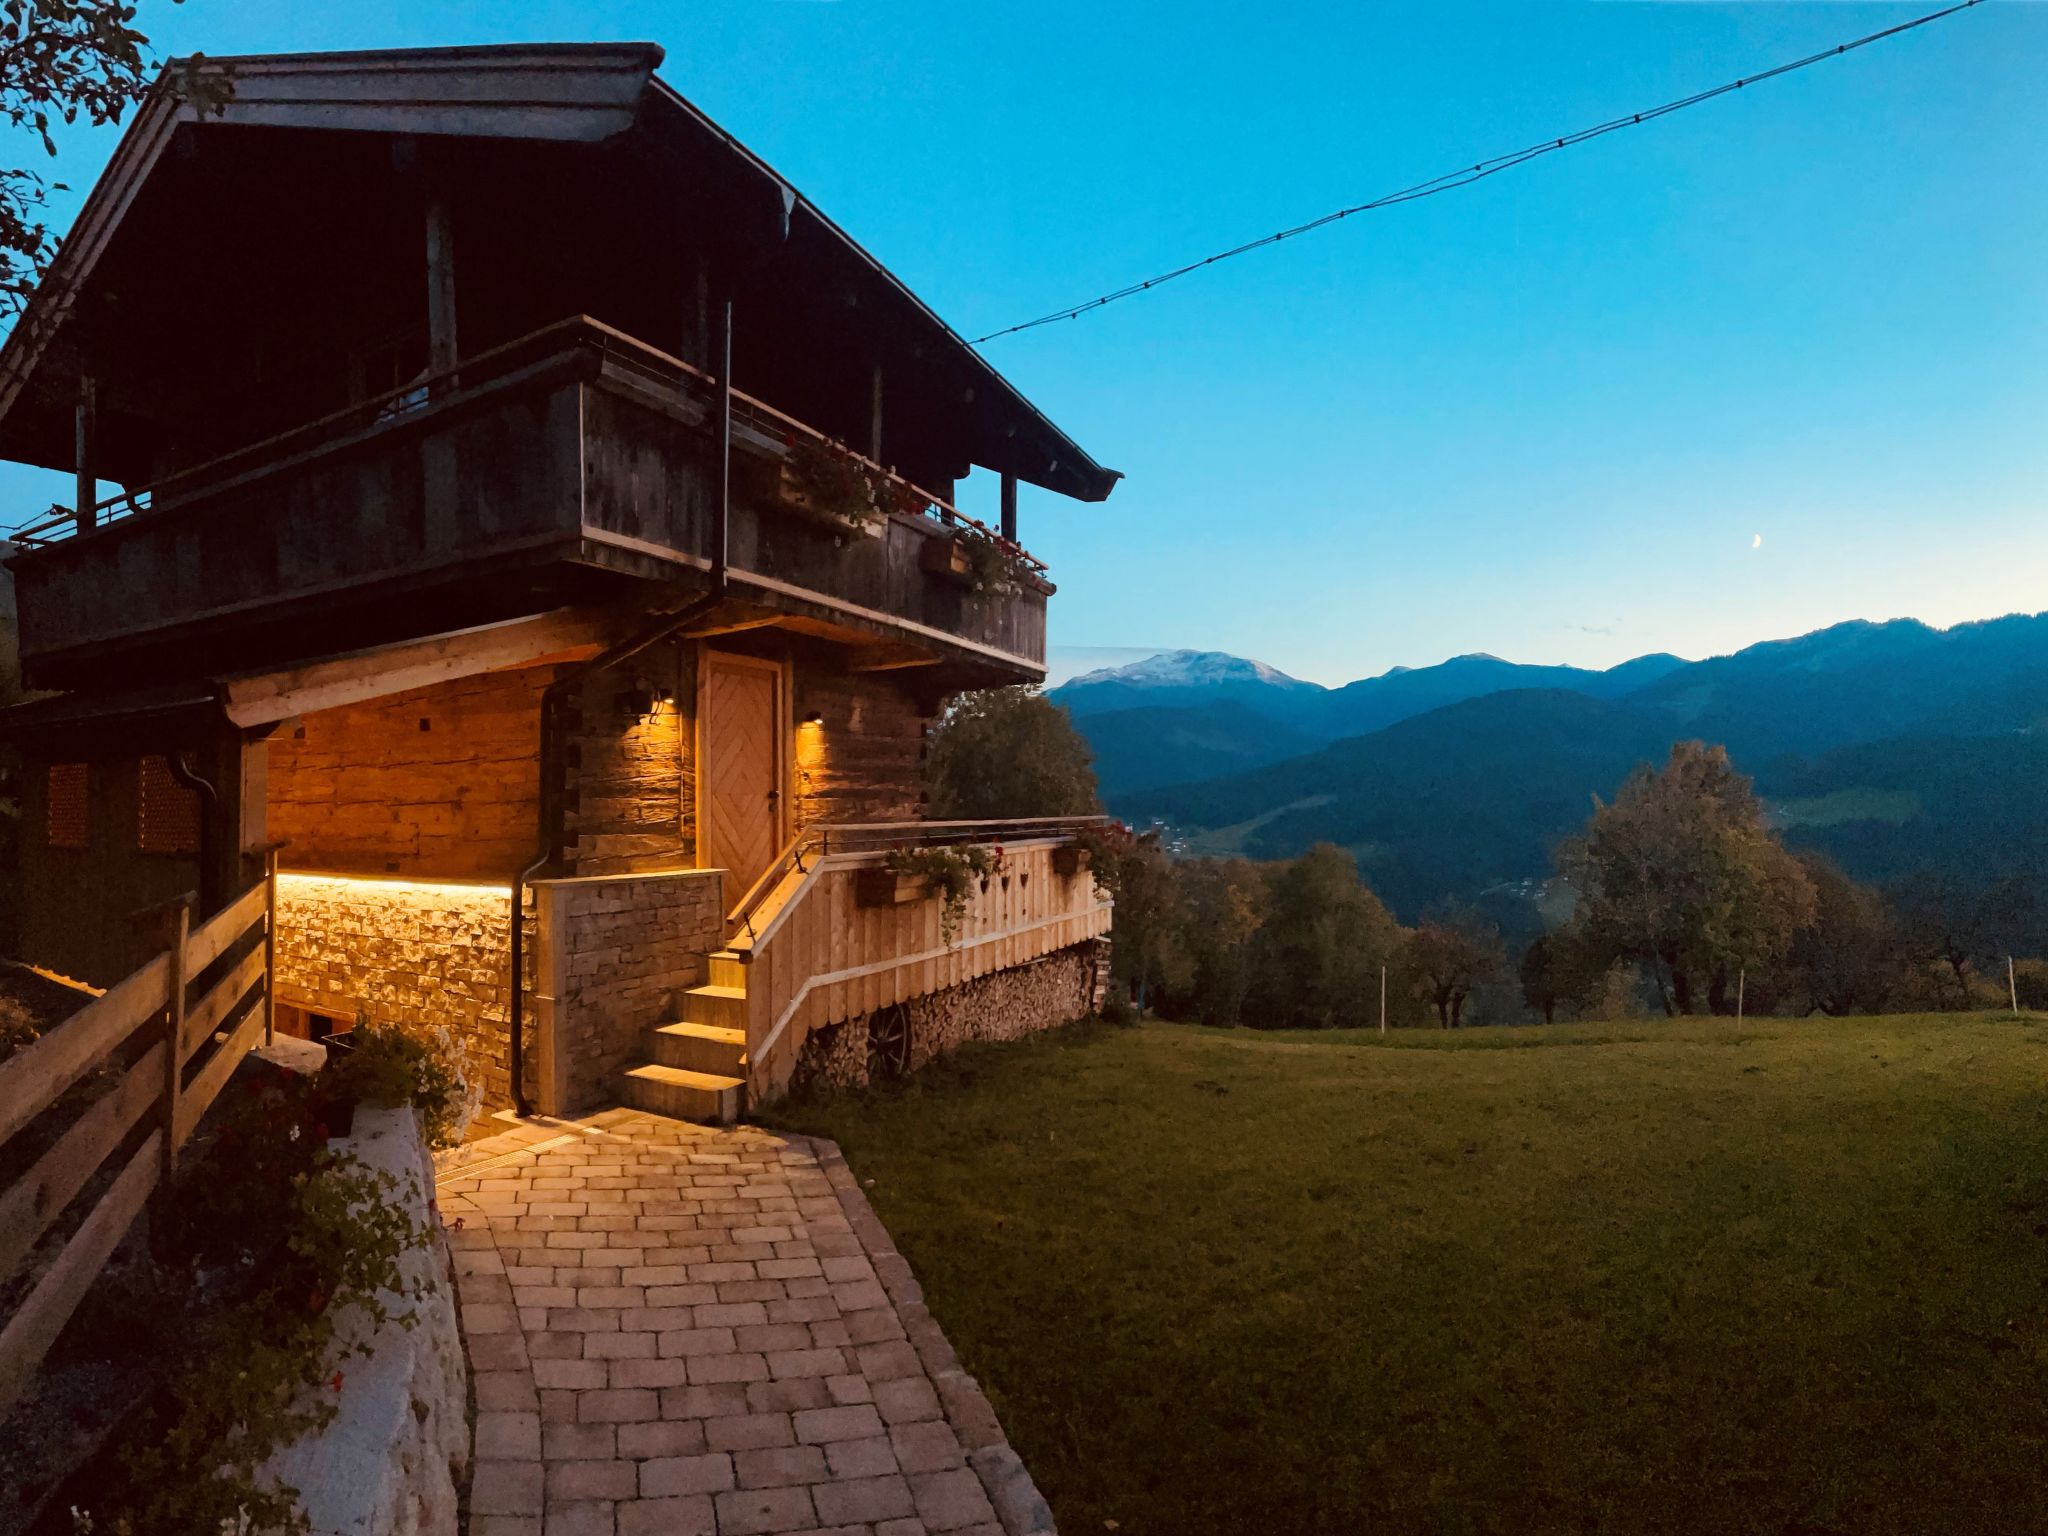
[[138, 755, 201, 856], [46, 763, 88, 849]]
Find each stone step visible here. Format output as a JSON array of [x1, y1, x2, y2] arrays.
[[620, 1064, 745, 1125], [649, 1019, 747, 1075], [681, 982, 747, 1030]]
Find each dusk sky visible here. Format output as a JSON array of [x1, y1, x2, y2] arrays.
[[3, 1, 2043, 685]]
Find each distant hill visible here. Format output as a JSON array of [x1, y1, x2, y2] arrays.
[[1053, 645, 1690, 794], [1075, 701, 1320, 796], [1107, 611, 2048, 921]]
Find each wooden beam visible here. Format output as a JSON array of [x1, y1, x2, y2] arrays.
[[999, 472, 1018, 544], [425, 190, 458, 378], [847, 643, 940, 674], [681, 616, 782, 639], [73, 375, 95, 533], [869, 365, 884, 463], [220, 608, 622, 726]]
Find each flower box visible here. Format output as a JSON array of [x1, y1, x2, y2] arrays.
[[855, 868, 930, 908], [744, 457, 885, 538], [919, 534, 976, 587], [1052, 845, 1092, 878]]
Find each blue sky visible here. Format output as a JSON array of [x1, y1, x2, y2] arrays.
[[4, 1, 2044, 685]]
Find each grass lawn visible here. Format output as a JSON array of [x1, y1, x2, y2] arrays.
[[765, 1015, 2048, 1536]]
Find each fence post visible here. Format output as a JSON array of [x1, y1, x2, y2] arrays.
[[161, 898, 191, 1183], [264, 851, 279, 1047]]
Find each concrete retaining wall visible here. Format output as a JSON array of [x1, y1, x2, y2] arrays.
[[260, 1106, 468, 1536]]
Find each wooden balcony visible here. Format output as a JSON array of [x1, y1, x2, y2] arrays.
[[6, 319, 1052, 689]]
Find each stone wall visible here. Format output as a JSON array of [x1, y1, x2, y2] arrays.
[[790, 941, 1106, 1094], [273, 873, 531, 1110], [259, 1106, 467, 1536], [530, 868, 724, 1115]]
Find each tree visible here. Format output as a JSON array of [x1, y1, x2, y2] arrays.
[[1253, 844, 1408, 1029], [1406, 915, 1504, 1028], [1099, 828, 1188, 1015], [1173, 857, 1266, 1027], [1564, 742, 1817, 1016], [925, 688, 1101, 820], [0, 3, 226, 317], [1784, 855, 1897, 1017], [1518, 927, 1602, 1025]]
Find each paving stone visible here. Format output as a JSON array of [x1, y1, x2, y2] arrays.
[[470, 1459, 545, 1516], [909, 1468, 998, 1532], [547, 1458, 638, 1501], [475, 1411, 543, 1460], [813, 1472, 916, 1526], [578, 1388, 661, 1423], [748, 1376, 833, 1414], [543, 1422, 618, 1460], [713, 1485, 819, 1535], [640, 1451, 737, 1497], [704, 1410, 797, 1451], [617, 1494, 716, 1536], [542, 1500, 614, 1535], [610, 1356, 692, 1389], [733, 1442, 828, 1489], [476, 1370, 541, 1412], [618, 1418, 709, 1459], [660, 1382, 750, 1421], [889, 1421, 965, 1475], [825, 1434, 901, 1480], [794, 1404, 887, 1445], [873, 1377, 942, 1426]]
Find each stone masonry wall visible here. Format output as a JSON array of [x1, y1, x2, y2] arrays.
[[531, 868, 724, 1115], [273, 873, 532, 1110], [790, 941, 1106, 1095]]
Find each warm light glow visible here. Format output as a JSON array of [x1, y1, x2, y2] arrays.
[[278, 871, 512, 902]]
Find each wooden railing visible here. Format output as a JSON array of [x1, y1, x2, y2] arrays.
[[0, 870, 275, 1416], [739, 825, 1113, 1098], [10, 315, 1050, 576], [725, 816, 1111, 943]]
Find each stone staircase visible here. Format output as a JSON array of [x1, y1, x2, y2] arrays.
[[619, 948, 750, 1124]]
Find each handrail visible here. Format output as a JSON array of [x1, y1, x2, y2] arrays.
[[723, 814, 1108, 942], [10, 316, 1051, 575]]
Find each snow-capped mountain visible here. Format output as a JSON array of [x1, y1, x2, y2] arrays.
[[1064, 649, 1322, 694]]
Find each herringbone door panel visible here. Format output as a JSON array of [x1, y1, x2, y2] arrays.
[[703, 656, 779, 892]]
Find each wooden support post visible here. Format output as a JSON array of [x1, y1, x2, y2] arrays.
[[73, 375, 96, 534], [869, 365, 884, 464], [161, 898, 190, 1182], [999, 472, 1018, 544], [425, 192, 458, 381], [263, 850, 278, 1047]]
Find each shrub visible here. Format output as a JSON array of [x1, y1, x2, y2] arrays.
[[883, 843, 996, 946], [325, 1017, 479, 1150]]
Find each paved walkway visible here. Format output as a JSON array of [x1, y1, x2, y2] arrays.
[[435, 1109, 1054, 1536]]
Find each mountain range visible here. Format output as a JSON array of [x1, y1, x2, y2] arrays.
[[1047, 616, 2048, 925]]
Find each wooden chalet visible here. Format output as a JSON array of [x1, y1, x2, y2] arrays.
[[0, 43, 1117, 1120]]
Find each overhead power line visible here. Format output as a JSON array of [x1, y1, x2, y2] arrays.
[[972, 0, 1985, 345]]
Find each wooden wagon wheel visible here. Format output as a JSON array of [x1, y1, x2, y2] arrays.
[[866, 1003, 912, 1082]]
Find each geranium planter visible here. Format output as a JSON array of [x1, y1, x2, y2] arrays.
[[855, 868, 930, 908], [744, 457, 885, 538], [919, 534, 976, 587], [1052, 845, 1092, 878]]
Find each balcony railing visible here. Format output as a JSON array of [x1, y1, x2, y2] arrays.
[[9, 318, 1048, 578], [5, 317, 1053, 682]]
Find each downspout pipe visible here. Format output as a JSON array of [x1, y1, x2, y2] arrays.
[[508, 304, 736, 1115], [168, 749, 220, 912]]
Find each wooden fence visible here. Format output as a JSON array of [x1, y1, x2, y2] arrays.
[[0, 868, 276, 1416]]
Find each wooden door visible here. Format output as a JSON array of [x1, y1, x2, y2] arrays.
[[699, 650, 785, 896]]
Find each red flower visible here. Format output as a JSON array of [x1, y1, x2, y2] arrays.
[[329, 1371, 345, 1394]]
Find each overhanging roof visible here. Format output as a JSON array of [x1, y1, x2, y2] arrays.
[[0, 42, 1120, 503]]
